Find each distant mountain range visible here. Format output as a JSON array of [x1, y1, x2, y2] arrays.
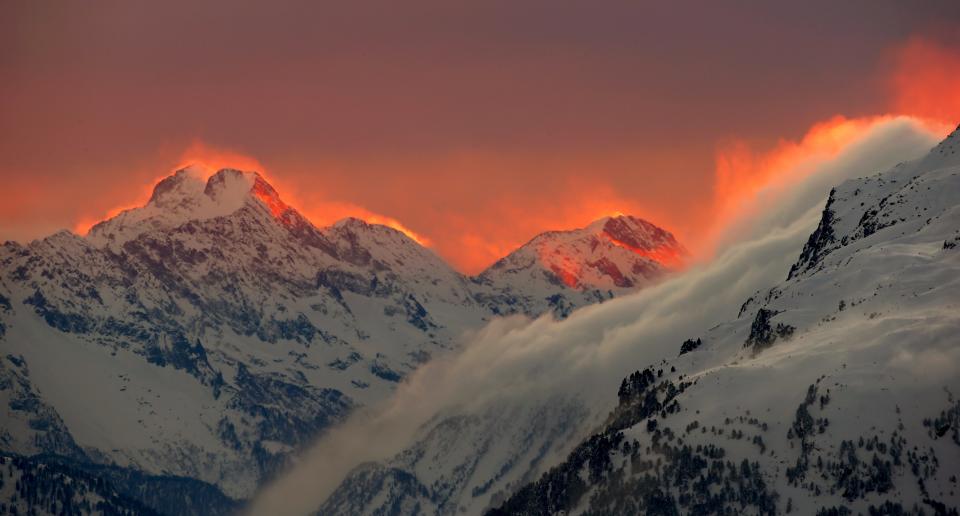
[[314, 125, 960, 515], [0, 165, 682, 513], [5, 125, 959, 515]]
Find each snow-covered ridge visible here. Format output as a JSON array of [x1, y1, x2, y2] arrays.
[[0, 164, 684, 505], [83, 165, 686, 319], [483, 214, 685, 289], [85, 166, 685, 279], [489, 124, 960, 514], [473, 214, 685, 317], [270, 119, 955, 516], [87, 166, 301, 249]]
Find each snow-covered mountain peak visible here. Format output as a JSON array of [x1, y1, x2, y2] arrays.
[[510, 214, 686, 290], [325, 217, 425, 262], [327, 217, 423, 246], [587, 214, 687, 267], [323, 217, 470, 298], [202, 168, 254, 200], [315, 123, 960, 516], [521, 215, 686, 289], [1, 168, 702, 511], [331, 216, 378, 231], [473, 214, 686, 317], [202, 168, 287, 215], [86, 167, 297, 248], [146, 166, 207, 207]]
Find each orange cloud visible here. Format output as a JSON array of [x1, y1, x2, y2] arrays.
[[60, 35, 960, 275], [888, 37, 960, 125], [705, 114, 952, 258], [438, 181, 664, 273], [260, 150, 690, 274], [176, 141, 268, 177], [700, 38, 960, 258], [73, 180, 167, 235], [177, 143, 434, 245], [58, 118, 943, 274], [297, 200, 432, 247], [72, 142, 267, 236], [712, 116, 885, 233]]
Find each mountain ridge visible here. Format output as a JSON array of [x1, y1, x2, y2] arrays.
[[487, 124, 960, 515], [292, 120, 958, 516], [0, 165, 684, 508], [71, 165, 687, 286]]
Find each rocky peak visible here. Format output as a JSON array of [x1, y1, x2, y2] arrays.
[[332, 217, 372, 231], [524, 215, 687, 284], [202, 168, 293, 220], [86, 167, 302, 248], [475, 214, 686, 317], [595, 215, 674, 250], [203, 168, 252, 197], [329, 217, 413, 242], [323, 217, 460, 281], [147, 166, 207, 207]]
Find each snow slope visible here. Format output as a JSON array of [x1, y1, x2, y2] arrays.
[[0, 168, 488, 496], [492, 126, 960, 514], [0, 166, 681, 506], [252, 117, 951, 516]]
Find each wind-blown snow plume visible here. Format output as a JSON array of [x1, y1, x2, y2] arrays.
[[703, 115, 949, 257], [248, 117, 942, 515]]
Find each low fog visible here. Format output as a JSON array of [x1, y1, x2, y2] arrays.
[[248, 117, 940, 515]]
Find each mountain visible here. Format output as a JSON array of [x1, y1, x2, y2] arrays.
[[302, 123, 960, 516], [490, 127, 960, 514], [0, 167, 492, 498], [0, 166, 682, 511], [474, 215, 686, 317]]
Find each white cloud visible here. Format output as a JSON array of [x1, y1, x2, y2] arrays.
[[248, 116, 940, 516]]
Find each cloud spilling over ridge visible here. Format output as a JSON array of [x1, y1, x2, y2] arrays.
[[248, 117, 942, 515], [703, 114, 949, 257]]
